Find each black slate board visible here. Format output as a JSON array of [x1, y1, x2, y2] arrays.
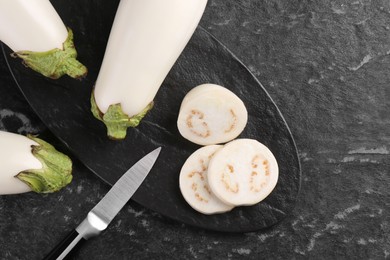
[[2, 0, 300, 232]]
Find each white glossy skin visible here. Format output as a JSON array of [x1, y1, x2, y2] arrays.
[[0, 0, 67, 52], [208, 139, 279, 206], [0, 131, 42, 195], [94, 0, 208, 117], [179, 145, 234, 214], [177, 84, 248, 145]]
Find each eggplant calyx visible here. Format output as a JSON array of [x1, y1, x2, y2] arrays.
[[91, 92, 154, 140], [11, 28, 87, 79], [16, 135, 73, 193]]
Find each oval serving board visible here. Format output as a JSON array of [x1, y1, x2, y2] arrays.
[[2, 0, 301, 232]]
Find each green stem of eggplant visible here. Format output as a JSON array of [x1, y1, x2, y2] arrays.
[[11, 28, 87, 79], [90, 92, 154, 140], [16, 135, 73, 193]]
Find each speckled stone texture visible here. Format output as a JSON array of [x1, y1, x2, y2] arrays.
[[0, 0, 389, 259]]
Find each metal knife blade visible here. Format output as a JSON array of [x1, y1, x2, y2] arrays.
[[90, 147, 161, 228], [77, 147, 161, 238], [44, 147, 161, 260]]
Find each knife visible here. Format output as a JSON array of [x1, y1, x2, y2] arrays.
[[43, 147, 162, 260]]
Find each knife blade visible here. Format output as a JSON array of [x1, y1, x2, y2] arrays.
[[43, 147, 161, 260]]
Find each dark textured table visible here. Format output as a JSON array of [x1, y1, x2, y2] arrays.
[[1, 1, 389, 259]]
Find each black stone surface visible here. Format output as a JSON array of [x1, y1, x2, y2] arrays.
[[1, 0, 389, 259], [3, 18, 301, 232]]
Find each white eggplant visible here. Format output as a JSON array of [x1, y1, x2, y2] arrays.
[[177, 84, 248, 145], [0, 0, 87, 79], [207, 139, 278, 206], [91, 0, 208, 139], [179, 145, 234, 215], [0, 131, 72, 195]]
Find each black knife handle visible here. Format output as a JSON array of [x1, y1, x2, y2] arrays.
[[42, 229, 85, 260]]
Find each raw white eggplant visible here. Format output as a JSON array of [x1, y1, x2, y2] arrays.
[[179, 145, 234, 214], [207, 139, 278, 206], [177, 84, 248, 145], [91, 0, 208, 140], [0, 131, 72, 195], [0, 0, 87, 79]]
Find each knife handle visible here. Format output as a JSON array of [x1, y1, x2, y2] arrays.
[[42, 229, 85, 260]]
